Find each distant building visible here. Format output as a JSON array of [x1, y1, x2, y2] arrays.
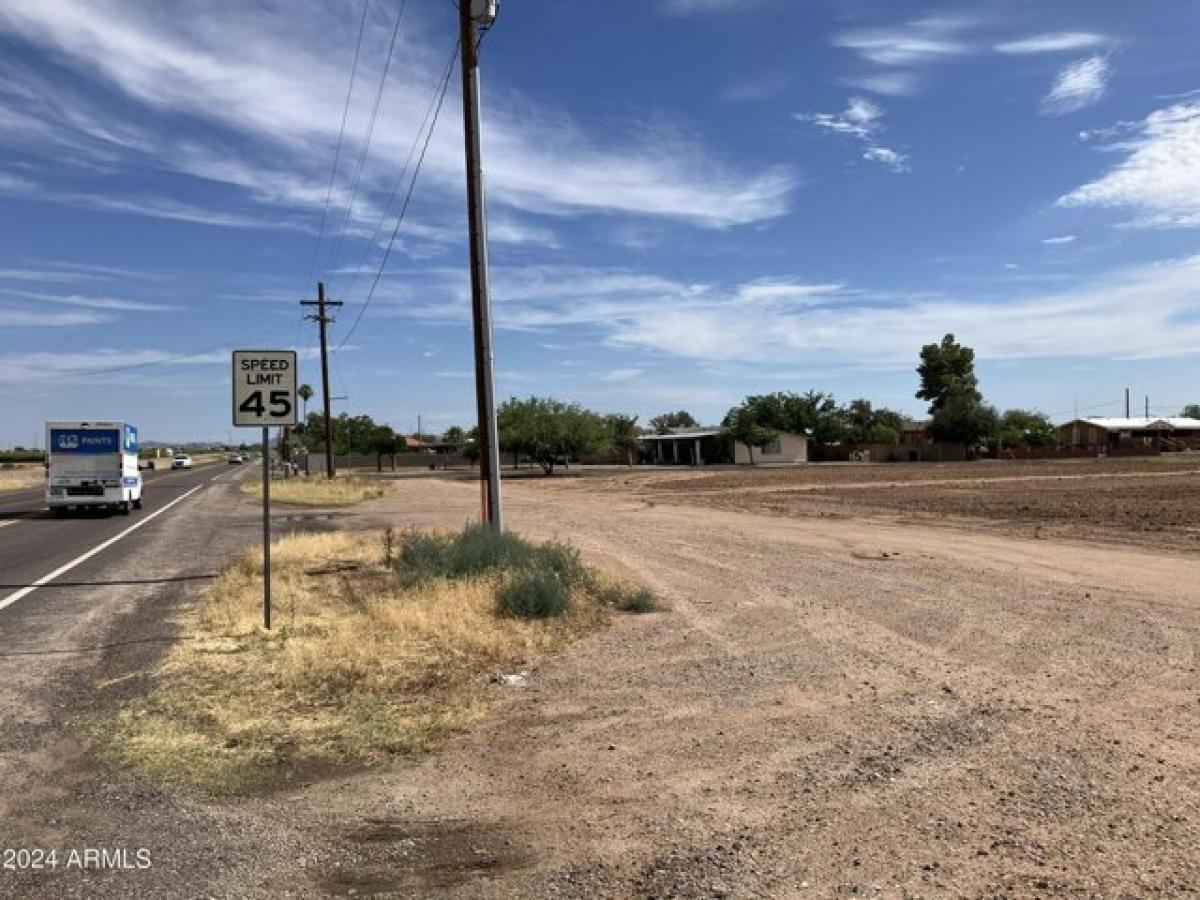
[[1060, 417, 1200, 451], [733, 431, 808, 464], [637, 427, 808, 465]]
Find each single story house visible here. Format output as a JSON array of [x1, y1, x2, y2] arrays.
[[733, 431, 808, 464], [1060, 417, 1200, 451], [638, 427, 808, 465]]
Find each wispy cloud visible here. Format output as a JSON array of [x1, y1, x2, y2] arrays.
[[996, 32, 1108, 55], [0, 0, 795, 230], [1042, 55, 1111, 116], [0, 308, 112, 327], [834, 15, 975, 67], [832, 14, 976, 99], [0, 288, 176, 312], [599, 367, 645, 382], [842, 71, 921, 98], [1042, 234, 1077, 245], [659, 0, 756, 15], [800, 97, 910, 173], [1059, 100, 1200, 227]]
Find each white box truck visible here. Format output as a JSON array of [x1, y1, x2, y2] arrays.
[[45, 421, 143, 516]]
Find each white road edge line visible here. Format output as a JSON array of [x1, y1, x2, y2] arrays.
[[0, 471, 225, 615]]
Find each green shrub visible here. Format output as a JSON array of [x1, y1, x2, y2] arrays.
[[394, 530, 452, 586], [615, 587, 659, 614], [395, 524, 585, 589], [497, 568, 570, 619]]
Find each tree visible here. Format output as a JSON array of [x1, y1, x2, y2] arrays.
[[737, 391, 847, 444], [606, 413, 641, 467], [462, 426, 481, 466], [649, 410, 699, 434], [917, 334, 981, 413], [845, 398, 904, 446], [721, 404, 778, 465], [442, 425, 466, 449], [497, 397, 608, 475], [998, 409, 1059, 449], [1181, 404, 1200, 419], [297, 383, 314, 420], [928, 392, 998, 451]]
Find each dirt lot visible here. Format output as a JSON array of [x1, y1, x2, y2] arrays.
[[9, 463, 1199, 898], [288, 467, 1198, 898], [557, 457, 1200, 552]]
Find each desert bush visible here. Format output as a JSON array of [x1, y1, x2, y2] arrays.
[[498, 568, 571, 619]]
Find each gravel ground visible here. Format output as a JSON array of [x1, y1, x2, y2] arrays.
[[3, 470, 1199, 898]]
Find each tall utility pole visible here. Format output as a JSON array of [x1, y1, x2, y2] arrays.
[[1125, 386, 1131, 419], [460, 0, 503, 529], [301, 282, 343, 479]]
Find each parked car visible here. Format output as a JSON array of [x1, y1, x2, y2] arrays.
[[228, 454, 243, 465], [137, 458, 154, 470], [171, 454, 193, 469]]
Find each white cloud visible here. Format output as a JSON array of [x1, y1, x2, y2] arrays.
[[389, 256, 1200, 369], [0, 288, 176, 312], [802, 97, 909, 172], [842, 71, 921, 97], [660, 0, 754, 15], [862, 146, 910, 173], [599, 367, 645, 382], [1042, 235, 1077, 245], [1059, 101, 1200, 227], [1042, 55, 1111, 116], [0, 309, 112, 327], [834, 16, 974, 67], [996, 32, 1107, 55], [0, 0, 794, 229]]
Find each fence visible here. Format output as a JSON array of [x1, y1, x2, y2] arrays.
[[302, 452, 470, 474]]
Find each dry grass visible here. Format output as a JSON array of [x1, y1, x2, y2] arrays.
[[242, 475, 388, 506], [0, 478, 33, 491], [103, 529, 608, 793]]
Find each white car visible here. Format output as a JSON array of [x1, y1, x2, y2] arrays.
[[171, 454, 193, 469]]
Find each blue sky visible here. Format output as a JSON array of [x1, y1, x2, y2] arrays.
[[2, 0, 1200, 445]]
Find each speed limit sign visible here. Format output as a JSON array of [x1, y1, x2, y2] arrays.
[[232, 350, 298, 427]]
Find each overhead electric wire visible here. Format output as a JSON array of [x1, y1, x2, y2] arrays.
[[332, 39, 459, 355], [327, 0, 412, 279], [304, 0, 372, 292], [343, 39, 461, 293]]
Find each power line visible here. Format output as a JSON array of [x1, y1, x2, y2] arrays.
[[343, 39, 461, 295], [304, 0, 372, 291], [327, 0, 412, 279], [333, 39, 459, 354]]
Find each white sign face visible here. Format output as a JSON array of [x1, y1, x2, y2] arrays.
[[232, 350, 298, 427]]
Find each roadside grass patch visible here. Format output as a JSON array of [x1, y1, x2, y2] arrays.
[[242, 475, 388, 506], [103, 525, 653, 794]]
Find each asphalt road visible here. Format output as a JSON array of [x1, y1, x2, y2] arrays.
[[0, 463, 240, 618]]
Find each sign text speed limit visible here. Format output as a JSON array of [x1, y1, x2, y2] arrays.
[[232, 350, 298, 427]]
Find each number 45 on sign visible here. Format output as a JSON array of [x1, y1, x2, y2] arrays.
[[232, 350, 298, 427]]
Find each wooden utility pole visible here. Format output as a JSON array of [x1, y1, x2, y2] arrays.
[[301, 282, 343, 479], [461, 0, 504, 529]]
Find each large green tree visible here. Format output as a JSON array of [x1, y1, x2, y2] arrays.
[[1181, 404, 1200, 419], [998, 409, 1059, 449], [441, 425, 466, 449], [917, 334, 981, 413], [497, 397, 609, 475], [648, 410, 699, 434], [845, 398, 904, 445], [928, 392, 998, 451], [735, 391, 847, 444]]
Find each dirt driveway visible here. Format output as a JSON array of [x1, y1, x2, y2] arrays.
[[294, 473, 1200, 898]]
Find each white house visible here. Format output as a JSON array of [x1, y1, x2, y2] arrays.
[[733, 431, 808, 464]]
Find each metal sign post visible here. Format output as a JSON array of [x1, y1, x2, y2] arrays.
[[232, 350, 298, 631], [262, 426, 271, 631]]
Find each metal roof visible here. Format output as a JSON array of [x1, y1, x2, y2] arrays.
[[1077, 417, 1200, 431], [639, 429, 724, 441]]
